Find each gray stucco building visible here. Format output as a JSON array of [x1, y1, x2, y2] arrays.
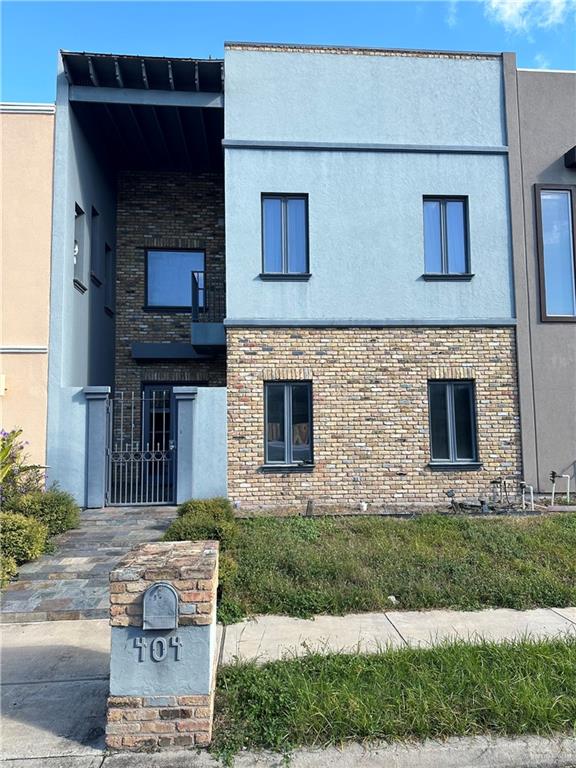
[[42, 43, 575, 510], [505, 63, 576, 493]]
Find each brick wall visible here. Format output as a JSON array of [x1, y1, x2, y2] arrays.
[[227, 326, 522, 512], [114, 171, 226, 396]]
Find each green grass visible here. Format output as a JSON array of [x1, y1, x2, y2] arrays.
[[218, 513, 576, 622], [213, 638, 576, 756]]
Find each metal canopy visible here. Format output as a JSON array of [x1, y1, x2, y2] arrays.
[[62, 52, 224, 172], [62, 51, 224, 93]]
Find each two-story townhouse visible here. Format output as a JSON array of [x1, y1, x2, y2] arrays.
[[1, 103, 54, 465], [224, 43, 522, 512], [506, 65, 576, 494]]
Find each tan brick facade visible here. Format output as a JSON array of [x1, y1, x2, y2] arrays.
[[227, 326, 522, 512], [114, 171, 226, 396]]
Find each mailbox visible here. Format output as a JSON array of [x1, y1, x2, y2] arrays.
[[142, 582, 179, 630]]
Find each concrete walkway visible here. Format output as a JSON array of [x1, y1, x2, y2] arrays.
[[0, 507, 176, 623], [1, 607, 575, 762]]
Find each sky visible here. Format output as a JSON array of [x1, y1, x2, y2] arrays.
[[1, 0, 575, 103]]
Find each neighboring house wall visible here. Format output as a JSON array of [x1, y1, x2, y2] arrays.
[[506, 64, 576, 492], [47, 67, 117, 502], [224, 44, 520, 511], [114, 170, 226, 398], [0, 106, 54, 465]]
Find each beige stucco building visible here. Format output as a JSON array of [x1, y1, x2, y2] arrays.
[[1, 104, 54, 466]]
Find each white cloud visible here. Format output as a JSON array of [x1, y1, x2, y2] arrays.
[[533, 51, 551, 67], [483, 0, 575, 32], [446, 0, 458, 27]]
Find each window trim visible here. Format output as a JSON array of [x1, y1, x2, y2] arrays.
[[90, 206, 102, 286], [263, 380, 314, 469], [427, 379, 479, 468], [261, 193, 310, 278], [144, 247, 206, 313], [104, 243, 115, 316], [73, 203, 87, 293], [422, 195, 471, 277], [535, 184, 576, 323]]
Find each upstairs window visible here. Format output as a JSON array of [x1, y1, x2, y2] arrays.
[[262, 195, 309, 276], [428, 380, 478, 466], [423, 197, 470, 276], [73, 203, 87, 289], [265, 382, 313, 465], [104, 243, 115, 314], [90, 207, 101, 284], [536, 186, 576, 320], [146, 250, 205, 310]]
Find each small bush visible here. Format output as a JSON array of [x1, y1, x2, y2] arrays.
[[0, 512, 48, 564], [177, 497, 234, 520], [1, 554, 17, 586], [9, 488, 80, 536], [0, 428, 44, 506], [164, 510, 238, 550]]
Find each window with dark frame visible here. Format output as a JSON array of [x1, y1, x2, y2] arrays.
[[428, 380, 478, 465], [536, 185, 576, 320], [423, 197, 469, 275], [264, 382, 313, 466], [90, 207, 101, 284], [73, 203, 86, 287], [146, 250, 205, 310], [262, 195, 309, 275]]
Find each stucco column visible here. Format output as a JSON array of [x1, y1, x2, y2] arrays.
[[173, 387, 198, 504], [83, 386, 111, 509]]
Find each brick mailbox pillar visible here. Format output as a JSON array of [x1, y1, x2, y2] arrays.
[[106, 541, 219, 751]]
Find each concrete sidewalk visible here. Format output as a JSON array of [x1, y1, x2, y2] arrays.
[[1, 607, 575, 764]]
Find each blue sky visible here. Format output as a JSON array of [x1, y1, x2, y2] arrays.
[[2, 1, 575, 102]]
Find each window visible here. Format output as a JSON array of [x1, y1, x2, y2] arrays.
[[146, 250, 205, 310], [262, 195, 309, 276], [536, 185, 576, 320], [428, 381, 478, 466], [90, 207, 101, 284], [104, 244, 115, 313], [423, 197, 470, 276], [73, 203, 86, 289], [264, 382, 313, 466]]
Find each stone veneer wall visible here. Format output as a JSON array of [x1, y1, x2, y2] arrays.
[[114, 171, 226, 396], [227, 326, 522, 512]]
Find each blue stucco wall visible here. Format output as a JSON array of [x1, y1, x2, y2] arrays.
[[47, 63, 117, 504], [225, 49, 506, 147], [224, 48, 513, 325], [225, 149, 514, 323], [191, 387, 227, 500]]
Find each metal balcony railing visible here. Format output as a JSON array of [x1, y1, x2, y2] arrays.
[[191, 272, 225, 324]]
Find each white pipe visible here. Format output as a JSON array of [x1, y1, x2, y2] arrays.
[[560, 475, 571, 503], [551, 481, 556, 505]]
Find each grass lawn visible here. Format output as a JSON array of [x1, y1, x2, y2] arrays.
[[218, 513, 576, 622], [213, 638, 576, 756]]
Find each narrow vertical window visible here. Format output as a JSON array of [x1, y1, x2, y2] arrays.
[[265, 382, 313, 465], [537, 186, 576, 319], [262, 195, 309, 276], [73, 203, 86, 289], [423, 197, 469, 276], [90, 207, 101, 284], [428, 381, 478, 465]]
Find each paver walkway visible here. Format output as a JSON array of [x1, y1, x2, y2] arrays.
[[0, 507, 176, 623]]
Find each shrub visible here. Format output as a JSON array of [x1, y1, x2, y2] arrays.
[[163, 510, 238, 550], [0, 428, 44, 506], [9, 488, 80, 536], [0, 512, 48, 564], [177, 497, 234, 520], [1, 554, 17, 587]]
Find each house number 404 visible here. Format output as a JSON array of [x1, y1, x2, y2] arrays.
[[134, 636, 183, 662]]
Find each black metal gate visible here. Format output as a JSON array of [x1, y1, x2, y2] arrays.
[[106, 389, 176, 505]]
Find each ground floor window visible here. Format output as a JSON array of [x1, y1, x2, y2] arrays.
[[428, 380, 478, 465], [264, 382, 313, 465]]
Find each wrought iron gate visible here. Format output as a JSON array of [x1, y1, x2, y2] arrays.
[[106, 389, 176, 505]]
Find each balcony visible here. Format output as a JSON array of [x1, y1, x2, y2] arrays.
[[190, 273, 226, 349]]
